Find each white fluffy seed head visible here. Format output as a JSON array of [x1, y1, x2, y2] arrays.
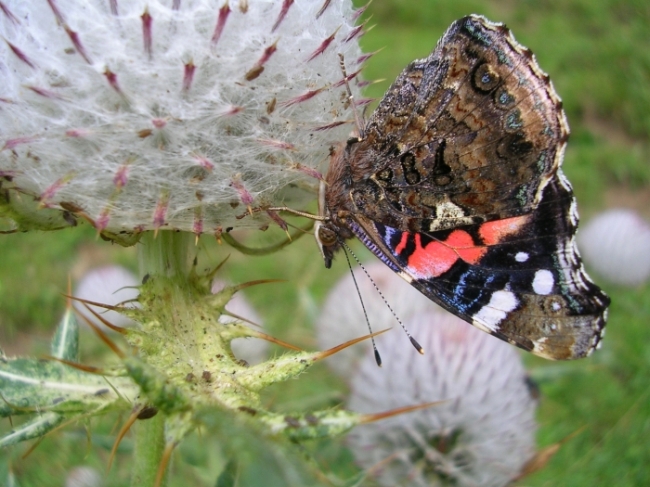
[[578, 208, 650, 286], [0, 0, 365, 239]]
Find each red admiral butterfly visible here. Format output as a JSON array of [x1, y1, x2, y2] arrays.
[[315, 15, 609, 360]]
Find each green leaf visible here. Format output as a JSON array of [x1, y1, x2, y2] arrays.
[[215, 458, 239, 487], [51, 304, 79, 361], [0, 358, 136, 418], [0, 411, 64, 448]]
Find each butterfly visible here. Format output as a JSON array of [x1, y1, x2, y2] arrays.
[[314, 15, 609, 360]]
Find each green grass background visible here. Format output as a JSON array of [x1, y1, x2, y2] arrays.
[[2, 0, 650, 485]]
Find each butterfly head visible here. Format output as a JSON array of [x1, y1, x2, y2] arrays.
[[315, 220, 340, 269]]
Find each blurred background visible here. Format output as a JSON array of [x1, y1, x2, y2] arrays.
[[1, 0, 649, 485]]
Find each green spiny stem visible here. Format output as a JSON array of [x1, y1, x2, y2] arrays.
[[132, 231, 194, 487], [131, 413, 167, 487]]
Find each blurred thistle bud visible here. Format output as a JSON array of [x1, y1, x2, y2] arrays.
[[65, 466, 103, 487], [317, 263, 537, 486], [74, 264, 140, 330], [0, 0, 365, 240], [578, 208, 650, 286]]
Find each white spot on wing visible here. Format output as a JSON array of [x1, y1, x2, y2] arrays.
[[533, 269, 554, 295], [472, 290, 518, 332], [515, 252, 529, 262]]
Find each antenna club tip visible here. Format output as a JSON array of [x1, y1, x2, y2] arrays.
[[409, 336, 424, 354], [374, 349, 382, 367]]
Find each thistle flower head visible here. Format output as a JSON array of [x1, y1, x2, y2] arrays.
[[347, 311, 538, 487], [317, 263, 537, 486], [0, 0, 364, 240]]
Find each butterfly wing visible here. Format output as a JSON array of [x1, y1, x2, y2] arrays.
[[346, 15, 570, 233], [323, 15, 609, 359], [347, 173, 609, 360]]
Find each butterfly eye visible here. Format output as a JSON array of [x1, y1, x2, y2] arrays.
[[317, 225, 338, 247]]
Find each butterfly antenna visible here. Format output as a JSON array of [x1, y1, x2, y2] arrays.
[[338, 53, 365, 139], [341, 241, 424, 355], [341, 243, 382, 366]]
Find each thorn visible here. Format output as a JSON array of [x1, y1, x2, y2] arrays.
[[81, 301, 129, 334], [25, 85, 64, 99], [42, 356, 105, 374], [237, 327, 303, 352], [230, 176, 254, 215], [290, 163, 323, 181], [514, 426, 587, 481], [279, 87, 326, 107], [152, 193, 169, 235], [77, 304, 125, 358], [256, 138, 295, 151], [315, 0, 332, 19], [46, 0, 64, 24], [113, 163, 130, 189], [183, 60, 196, 91], [64, 25, 92, 64], [109, 0, 118, 15], [39, 175, 73, 208], [0, 2, 19, 24], [266, 209, 290, 238], [192, 153, 214, 171], [271, 0, 294, 32], [352, 0, 371, 21], [3, 136, 37, 150], [344, 22, 365, 43], [306, 26, 340, 62], [211, 2, 231, 45], [332, 68, 362, 88], [239, 0, 248, 13], [313, 120, 349, 131], [141, 7, 153, 59], [218, 105, 243, 117], [356, 47, 384, 65], [155, 442, 176, 487], [206, 254, 231, 281], [245, 40, 279, 81], [6, 41, 35, 68], [62, 294, 121, 312], [360, 400, 443, 424], [103, 67, 122, 94], [231, 279, 285, 292], [354, 97, 374, 107], [314, 328, 390, 361], [193, 212, 203, 241], [108, 409, 140, 471]]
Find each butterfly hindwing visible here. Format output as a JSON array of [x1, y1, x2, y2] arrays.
[[348, 173, 608, 360]]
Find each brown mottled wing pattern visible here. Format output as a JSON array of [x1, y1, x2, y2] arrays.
[[320, 15, 609, 360], [347, 15, 569, 233]]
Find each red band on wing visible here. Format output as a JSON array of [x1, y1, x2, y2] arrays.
[[478, 215, 529, 245], [392, 215, 529, 279], [404, 230, 486, 278]]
